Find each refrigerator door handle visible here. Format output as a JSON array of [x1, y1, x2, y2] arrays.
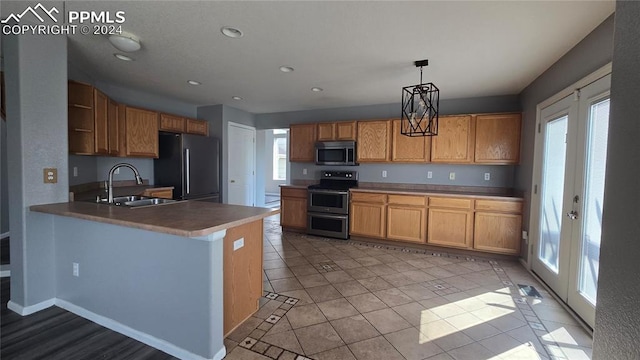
[[185, 148, 190, 194]]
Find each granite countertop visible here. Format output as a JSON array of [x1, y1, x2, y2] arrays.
[[280, 183, 523, 200], [30, 201, 279, 238], [351, 186, 523, 200]]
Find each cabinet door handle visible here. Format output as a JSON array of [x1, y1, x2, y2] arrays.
[[566, 210, 578, 220]]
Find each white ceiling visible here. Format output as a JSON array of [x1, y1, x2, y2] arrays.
[[54, 1, 615, 113]]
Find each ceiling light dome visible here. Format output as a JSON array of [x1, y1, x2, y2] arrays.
[[114, 53, 134, 61], [221, 26, 243, 38], [279, 66, 294, 73], [109, 33, 141, 52]]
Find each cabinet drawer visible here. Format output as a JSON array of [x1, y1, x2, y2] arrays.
[[350, 192, 387, 204], [475, 199, 522, 213], [428, 197, 473, 209], [388, 194, 426, 206], [143, 188, 173, 199], [281, 187, 307, 199]]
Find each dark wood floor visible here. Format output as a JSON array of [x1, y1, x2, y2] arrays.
[[1, 237, 9, 265], [1, 278, 177, 359]]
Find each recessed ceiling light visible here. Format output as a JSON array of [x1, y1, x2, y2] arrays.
[[114, 53, 134, 61], [311, 87, 323, 92], [279, 66, 294, 73], [221, 26, 243, 38], [109, 34, 141, 52], [232, 96, 242, 100], [187, 80, 201, 86]]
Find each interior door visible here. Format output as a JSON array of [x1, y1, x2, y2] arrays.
[[227, 122, 256, 206], [533, 74, 611, 328]]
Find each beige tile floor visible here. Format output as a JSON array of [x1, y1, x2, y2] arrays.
[[224, 215, 592, 360]]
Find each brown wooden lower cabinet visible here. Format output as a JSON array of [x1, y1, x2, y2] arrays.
[[473, 198, 523, 255], [427, 208, 474, 249], [223, 219, 263, 336], [280, 187, 307, 230], [386, 194, 427, 243], [141, 188, 173, 199], [349, 192, 387, 238]]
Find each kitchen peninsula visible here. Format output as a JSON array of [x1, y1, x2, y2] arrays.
[[28, 200, 278, 360]]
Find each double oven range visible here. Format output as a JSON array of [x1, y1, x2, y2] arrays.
[[307, 171, 358, 240]]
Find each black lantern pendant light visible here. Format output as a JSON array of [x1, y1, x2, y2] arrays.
[[401, 59, 439, 136]]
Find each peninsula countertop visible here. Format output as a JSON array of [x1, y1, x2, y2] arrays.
[[30, 201, 279, 238]]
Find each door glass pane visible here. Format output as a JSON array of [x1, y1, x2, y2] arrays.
[[579, 98, 609, 304], [539, 115, 568, 273]]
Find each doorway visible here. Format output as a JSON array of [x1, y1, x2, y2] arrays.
[[227, 122, 256, 206], [531, 73, 611, 328]]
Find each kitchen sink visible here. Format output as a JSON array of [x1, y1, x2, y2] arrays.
[[93, 195, 176, 208], [124, 198, 176, 207]]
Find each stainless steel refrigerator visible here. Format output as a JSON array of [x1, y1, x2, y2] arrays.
[[154, 132, 220, 202]]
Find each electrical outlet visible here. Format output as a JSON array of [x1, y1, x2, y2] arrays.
[[233, 238, 245, 251], [427, 171, 433, 179], [73, 263, 79, 277], [449, 172, 455, 180], [73, 166, 78, 177], [522, 230, 528, 240], [382, 170, 387, 178], [43, 168, 57, 183], [303, 168, 307, 175], [114, 168, 120, 175], [484, 173, 491, 181]]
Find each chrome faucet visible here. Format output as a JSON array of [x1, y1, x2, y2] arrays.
[[108, 163, 143, 203]]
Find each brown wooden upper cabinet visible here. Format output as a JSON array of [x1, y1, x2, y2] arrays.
[[474, 113, 521, 164], [357, 120, 391, 162], [391, 119, 431, 162], [186, 118, 208, 136], [289, 123, 316, 162], [317, 121, 357, 141], [431, 115, 474, 163], [93, 89, 109, 155], [107, 99, 121, 156], [159, 113, 186, 133], [68, 81, 95, 155], [124, 106, 159, 158]]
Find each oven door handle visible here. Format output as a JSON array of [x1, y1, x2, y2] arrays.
[[309, 189, 349, 195], [309, 213, 348, 220]]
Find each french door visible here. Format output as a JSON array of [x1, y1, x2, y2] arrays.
[[532, 74, 611, 328]]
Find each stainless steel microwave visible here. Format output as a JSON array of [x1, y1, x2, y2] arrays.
[[315, 141, 358, 166]]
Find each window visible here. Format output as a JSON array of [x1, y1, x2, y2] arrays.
[[273, 129, 288, 180]]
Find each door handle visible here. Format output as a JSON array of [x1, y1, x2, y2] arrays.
[[567, 210, 578, 220], [185, 148, 190, 194]]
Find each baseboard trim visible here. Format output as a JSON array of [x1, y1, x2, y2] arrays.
[[1, 232, 9, 239], [7, 298, 56, 315], [56, 299, 225, 360]]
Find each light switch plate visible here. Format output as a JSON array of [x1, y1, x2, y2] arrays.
[[382, 170, 387, 178], [303, 168, 307, 175], [43, 168, 58, 184], [449, 172, 455, 181], [427, 171, 433, 179]]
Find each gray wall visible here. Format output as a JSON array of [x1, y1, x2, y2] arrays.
[[4, 32, 68, 306], [68, 155, 98, 186], [54, 216, 224, 359], [1, 120, 9, 235], [291, 163, 514, 188], [198, 104, 256, 203], [254, 95, 520, 129], [516, 15, 614, 259], [593, 2, 640, 358]]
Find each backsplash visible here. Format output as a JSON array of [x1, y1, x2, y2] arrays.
[[290, 162, 515, 188]]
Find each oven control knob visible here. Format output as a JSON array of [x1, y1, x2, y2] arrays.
[[327, 173, 331, 177]]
